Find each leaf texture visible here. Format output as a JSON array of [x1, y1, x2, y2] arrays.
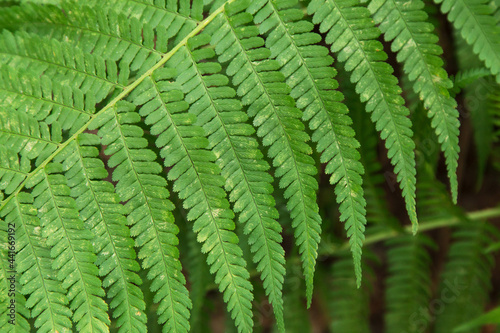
[[129, 61, 254, 332], [89, 101, 192, 333], [0, 30, 122, 103], [308, 0, 418, 229], [369, 0, 461, 203], [59, 135, 147, 333], [433, 0, 500, 82], [248, 0, 367, 287], [202, 5, 287, 327], [26, 163, 110, 332], [0, 109, 61, 166], [202, 0, 322, 304], [0, 193, 72, 333], [0, 67, 94, 134]]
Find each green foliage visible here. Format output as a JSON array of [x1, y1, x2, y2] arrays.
[[308, 0, 418, 231], [0, 0, 498, 332], [328, 252, 371, 332], [369, 0, 460, 203]]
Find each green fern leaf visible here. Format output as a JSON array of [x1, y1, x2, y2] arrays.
[[0, 2, 194, 79], [199, 8, 288, 328], [278, 260, 310, 333], [369, 0, 461, 203], [350, 94, 400, 230], [89, 101, 192, 333], [0, 67, 94, 134], [436, 226, 494, 332], [308, 0, 418, 229], [329, 253, 371, 332], [0, 30, 122, 103], [452, 67, 492, 95], [128, 62, 255, 332], [26, 163, 110, 332], [418, 166, 495, 332], [384, 234, 433, 333], [58, 134, 147, 333], [434, 0, 500, 82], [203, 0, 321, 304], [248, 0, 367, 287], [1, 192, 72, 333]]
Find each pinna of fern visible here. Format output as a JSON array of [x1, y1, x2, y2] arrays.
[[0, 0, 494, 331]]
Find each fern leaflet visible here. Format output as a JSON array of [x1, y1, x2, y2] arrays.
[[308, 0, 418, 229], [89, 102, 191, 333], [369, 0, 461, 203]]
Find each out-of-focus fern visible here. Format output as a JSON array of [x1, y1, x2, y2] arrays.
[[433, 218, 494, 332], [434, 0, 500, 82], [329, 252, 372, 332], [384, 234, 434, 333]]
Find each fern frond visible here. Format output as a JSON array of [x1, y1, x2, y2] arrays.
[[434, 223, 494, 331], [0, 2, 190, 78], [418, 168, 495, 332], [0, 147, 30, 201], [203, 0, 321, 304], [189, 11, 287, 328], [451, 67, 492, 95], [350, 96, 400, 230], [0, 109, 61, 166], [0, 30, 122, 103], [26, 163, 110, 332], [89, 101, 191, 333], [308, 0, 418, 229], [0, 192, 72, 333], [58, 134, 147, 333], [247, 0, 367, 288], [277, 259, 310, 333], [434, 0, 500, 82], [384, 234, 433, 333], [329, 253, 371, 332], [128, 62, 254, 332], [0, 67, 94, 133], [369, 0, 461, 203]]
